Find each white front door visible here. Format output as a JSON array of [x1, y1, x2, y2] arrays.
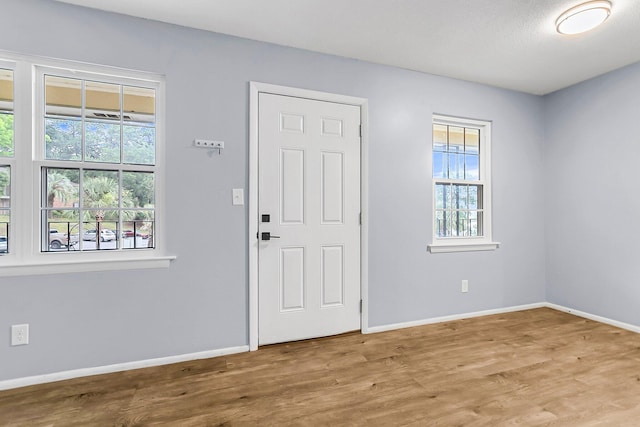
[[258, 93, 361, 346]]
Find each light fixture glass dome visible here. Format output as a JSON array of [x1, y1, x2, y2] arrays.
[[556, 1, 612, 35]]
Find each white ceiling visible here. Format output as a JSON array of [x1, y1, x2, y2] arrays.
[[54, 0, 640, 95]]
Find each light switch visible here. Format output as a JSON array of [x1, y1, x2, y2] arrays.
[[232, 188, 244, 206]]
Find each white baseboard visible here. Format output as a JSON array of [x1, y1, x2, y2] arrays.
[[4, 302, 639, 392], [364, 301, 640, 336], [364, 302, 546, 334], [0, 345, 249, 391], [545, 303, 640, 334]]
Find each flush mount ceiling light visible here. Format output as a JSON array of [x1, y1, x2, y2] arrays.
[[556, 1, 612, 35]]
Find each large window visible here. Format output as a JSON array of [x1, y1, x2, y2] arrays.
[[41, 74, 156, 252], [429, 115, 498, 253], [0, 52, 169, 275]]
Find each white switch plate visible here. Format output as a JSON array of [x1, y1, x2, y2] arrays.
[[232, 188, 244, 206], [11, 324, 29, 346], [461, 280, 469, 293]]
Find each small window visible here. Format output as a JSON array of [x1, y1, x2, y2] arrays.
[[429, 115, 498, 253]]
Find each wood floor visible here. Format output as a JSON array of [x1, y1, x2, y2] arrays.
[[2, 308, 640, 426]]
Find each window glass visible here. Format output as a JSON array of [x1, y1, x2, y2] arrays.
[[0, 69, 14, 158], [42, 75, 157, 252], [123, 86, 155, 165], [432, 121, 487, 240], [0, 165, 9, 253], [45, 76, 82, 161]]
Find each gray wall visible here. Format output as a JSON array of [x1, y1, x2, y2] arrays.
[[0, 0, 546, 381], [544, 61, 640, 326]]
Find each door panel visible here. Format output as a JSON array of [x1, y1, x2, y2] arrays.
[[280, 148, 305, 224], [258, 93, 361, 345], [321, 151, 344, 224]]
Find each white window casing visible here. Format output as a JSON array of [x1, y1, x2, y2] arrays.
[[428, 114, 499, 253], [0, 51, 174, 276]]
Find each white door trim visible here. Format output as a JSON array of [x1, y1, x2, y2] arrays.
[[249, 82, 369, 351]]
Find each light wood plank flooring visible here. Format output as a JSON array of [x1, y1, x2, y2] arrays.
[[2, 308, 640, 426]]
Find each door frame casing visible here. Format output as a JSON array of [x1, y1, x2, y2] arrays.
[[249, 82, 369, 351]]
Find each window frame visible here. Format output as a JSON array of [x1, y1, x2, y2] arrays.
[[0, 51, 173, 276], [428, 114, 499, 253]]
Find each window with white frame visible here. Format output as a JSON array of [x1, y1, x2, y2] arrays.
[[0, 51, 169, 275], [40, 73, 157, 252], [429, 115, 498, 253]]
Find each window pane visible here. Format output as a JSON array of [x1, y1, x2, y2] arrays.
[[448, 153, 463, 179], [0, 69, 13, 105], [433, 124, 447, 152], [444, 211, 455, 237], [123, 172, 154, 208], [123, 125, 155, 165], [45, 212, 80, 251], [469, 185, 481, 210], [82, 170, 119, 209], [0, 113, 13, 158], [81, 216, 118, 251], [0, 69, 14, 158], [456, 211, 468, 237], [0, 165, 10, 206], [475, 211, 484, 236], [0, 166, 9, 253], [123, 86, 155, 125], [449, 126, 464, 153], [435, 210, 445, 237], [85, 81, 120, 121], [45, 118, 82, 160], [85, 121, 121, 163], [454, 185, 468, 209], [0, 213, 7, 254], [435, 183, 450, 209], [465, 128, 479, 154], [45, 76, 81, 117], [465, 154, 479, 180], [122, 211, 154, 249], [45, 168, 79, 208], [469, 211, 478, 237], [433, 152, 447, 179]]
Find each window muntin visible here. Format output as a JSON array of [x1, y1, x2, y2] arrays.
[[41, 73, 157, 252], [431, 116, 494, 251]]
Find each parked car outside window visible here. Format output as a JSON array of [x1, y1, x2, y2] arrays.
[[49, 229, 78, 249], [82, 229, 116, 242]]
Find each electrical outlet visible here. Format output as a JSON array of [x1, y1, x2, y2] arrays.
[[461, 280, 469, 293], [11, 324, 29, 346]]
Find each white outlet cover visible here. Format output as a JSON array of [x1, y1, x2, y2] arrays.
[[11, 324, 29, 346], [232, 188, 244, 206]]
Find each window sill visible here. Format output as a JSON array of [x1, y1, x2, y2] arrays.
[[0, 255, 176, 277], [428, 241, 500, 253]]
